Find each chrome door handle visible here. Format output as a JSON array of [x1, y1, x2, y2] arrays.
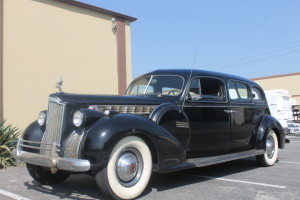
[[224, 110, 237, 114]]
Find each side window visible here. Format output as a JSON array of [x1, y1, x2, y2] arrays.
[[188, 77, 226, 102], [236, 83, 250, 100], [229, 81, 251, 103], [229, 82, 238, 100], [253, 87, 265, 103]]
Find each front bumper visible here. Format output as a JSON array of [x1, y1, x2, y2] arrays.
[[13, 138, 90, 172]]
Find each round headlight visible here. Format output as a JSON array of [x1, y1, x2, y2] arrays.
[[73, 110, 84, 127], [37, 111, 47, 126]]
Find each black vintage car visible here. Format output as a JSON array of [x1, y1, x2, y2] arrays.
[[14, 69, 285, 200]]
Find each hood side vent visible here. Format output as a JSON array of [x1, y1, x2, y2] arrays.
[[93, 105, 157, 115]]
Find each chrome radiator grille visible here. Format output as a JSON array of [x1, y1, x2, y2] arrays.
[[40, 100, 65, 156], [64, 132, 84, 159]]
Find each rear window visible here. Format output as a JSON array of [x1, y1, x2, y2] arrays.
[[253, 87, 265, 103]]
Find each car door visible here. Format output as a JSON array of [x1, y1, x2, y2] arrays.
[[228, 80, 256, 152], [184, 76, 230, 158]]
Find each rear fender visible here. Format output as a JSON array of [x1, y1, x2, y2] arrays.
[[81, 113, 186, 173], [256, 115, 285, 150]]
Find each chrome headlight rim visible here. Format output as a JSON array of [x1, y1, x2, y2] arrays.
[[73, 110, 85, 127], [37, 111, 47, 127]]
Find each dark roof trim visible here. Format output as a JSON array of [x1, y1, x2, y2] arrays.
[[252, 72, 300, 81], [54, 0, 137, 22]]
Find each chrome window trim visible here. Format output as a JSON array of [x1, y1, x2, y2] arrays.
[[181, 105, 229, 108], [181, 105, 257, 108]]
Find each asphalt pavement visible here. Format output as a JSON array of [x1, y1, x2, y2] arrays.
[[0, 135, 299, 200]]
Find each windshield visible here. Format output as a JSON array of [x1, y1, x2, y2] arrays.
[[127, 75, 184, 97]]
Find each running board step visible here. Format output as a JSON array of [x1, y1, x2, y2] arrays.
[[171, 149, 265, 171]]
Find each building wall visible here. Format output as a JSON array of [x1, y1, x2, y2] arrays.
[[253, 73, 300, 104], [125, 20, 133, 86], [2, 0, 133, 130]]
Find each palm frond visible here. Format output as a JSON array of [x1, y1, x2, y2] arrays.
[[0, 120, 21, 169]]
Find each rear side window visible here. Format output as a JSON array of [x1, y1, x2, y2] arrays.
[[188, 77, 226, 102], [229, 81, 251, 103], [253, 87, 265, 103]]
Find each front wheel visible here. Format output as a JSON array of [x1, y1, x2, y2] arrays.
[[96, 136, 152, 200], [26, 163, 70, 184], [256, 130, 279, 167]]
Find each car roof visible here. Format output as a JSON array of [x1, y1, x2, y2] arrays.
[[138, 69, 257, 85]]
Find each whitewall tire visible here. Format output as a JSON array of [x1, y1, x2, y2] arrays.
[[256, 130, 278, 167], [96, 136, 152, 200]]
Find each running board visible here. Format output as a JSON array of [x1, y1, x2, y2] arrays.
[[170, 149, 265, 172]]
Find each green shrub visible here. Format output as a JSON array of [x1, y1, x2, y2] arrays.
[[0, 120, 21, 169]]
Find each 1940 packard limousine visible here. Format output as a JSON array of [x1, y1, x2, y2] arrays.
[[14, 69, 285, 199]]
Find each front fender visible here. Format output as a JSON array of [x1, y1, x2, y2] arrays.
[[81, 113, 186, 173], [150, 103, 191, 150], [256, 115, 285, 150], [21, 121, 44, 153]]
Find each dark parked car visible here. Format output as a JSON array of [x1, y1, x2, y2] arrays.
[[14, 69, 285, 200]]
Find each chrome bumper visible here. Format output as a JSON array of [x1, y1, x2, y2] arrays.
[[13, 138, 90, 172]]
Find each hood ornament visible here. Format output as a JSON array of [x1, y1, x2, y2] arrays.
[[56, 76, 64, 93]]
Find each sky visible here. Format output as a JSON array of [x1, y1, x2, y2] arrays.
[[79, 0, 300, 79]]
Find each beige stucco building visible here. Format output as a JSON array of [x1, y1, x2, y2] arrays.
[[252, 72, 300, 104], [0, 0, 136, 130]]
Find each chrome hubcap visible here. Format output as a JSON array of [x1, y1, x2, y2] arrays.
[[116, 148, 143, 187], [266, 136, 275, 158]]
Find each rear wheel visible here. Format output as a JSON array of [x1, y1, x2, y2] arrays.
[[26, 163, 70, 184], [256, 130, 278, 167], [96, 136, 152, 200]]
